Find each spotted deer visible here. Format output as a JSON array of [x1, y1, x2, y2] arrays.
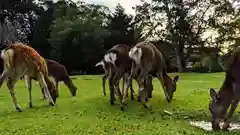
[[125, 41, 179, 108], [209, 47, 240, 131], [0, 43, 58, 112]]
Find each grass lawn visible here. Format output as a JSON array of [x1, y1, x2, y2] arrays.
[[0, 72, 239, 135]]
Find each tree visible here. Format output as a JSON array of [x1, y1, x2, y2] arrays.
[[49, 0, 110, 73], [133, 0, 236, 72], [104, 4, 136, 49], [31, 1, 54, 58]]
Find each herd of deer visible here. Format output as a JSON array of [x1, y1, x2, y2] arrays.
[[0, 41, 239, 131]]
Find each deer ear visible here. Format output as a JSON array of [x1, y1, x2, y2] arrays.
[[210, 88, 218, 101], [173, 76, 179, 82]]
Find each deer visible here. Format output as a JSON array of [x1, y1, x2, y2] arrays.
[[0, 42, 58, 112], [124, 41, 179, 108], [95, 59, 135, 99], [209, 47, 240, 131], [103, 44, 154, 110], [101, 45, 134, 108], [29, 59, 77, 100]]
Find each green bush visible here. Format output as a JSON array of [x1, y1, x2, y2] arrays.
[[193, 55, 223, 73]]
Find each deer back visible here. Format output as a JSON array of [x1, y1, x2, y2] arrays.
[[45, 59, 70, 81], [106, 44, 132, 68], [135, 41, 166, 72], [5, 43, 48, 78]]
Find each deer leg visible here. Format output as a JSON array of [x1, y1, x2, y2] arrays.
[[138, 72, 149, 108], [123, 62, 136, 104], [115, 79, 124, 111], [102, 75, 107, 96], [40, 83, 47, 100], [222, 100, 239, 130], [25, 75, 33, 108], [145, 75, 153, 99], [0, 70, 10, 88], [108, 68, 115, 105], [122, 75, 126, 97], [55, 79, 59, 97], [130, 79, 135, 100], [38, 73, 55, 106], [7, 78, 22, 112], [113, 69, 125, 110]]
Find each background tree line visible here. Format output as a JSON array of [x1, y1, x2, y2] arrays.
[[0, 0, 239, 74]]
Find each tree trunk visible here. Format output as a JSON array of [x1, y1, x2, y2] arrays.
[[175, 47, 184, 72]]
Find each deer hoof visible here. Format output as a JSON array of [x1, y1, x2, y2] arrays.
[[131, 96, 134, 100], [16, 107, 23, 112], [110, 100, 114, 105], [143, 104, 148, 108], [212, 122, 221, 131], [166, 98, 171, 103], [29, 102, 33, 108], [222, 123, 230, 131], [49, 102, 55, 106], [120, 106, 124, 111]]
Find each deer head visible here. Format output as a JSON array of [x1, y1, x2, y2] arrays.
[[163, 75, 179, 102], [209, 88, 229, 130]]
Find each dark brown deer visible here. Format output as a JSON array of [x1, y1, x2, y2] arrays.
[[103, 44, 154, 110], [209, 48, 240, 131], [0, 43, 58, 112], [29, 59, 77, 99], [95, 59, 135, 99], [103, 44, 137, 110], [124, 41, 179, 108]]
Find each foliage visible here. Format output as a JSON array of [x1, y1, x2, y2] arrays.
[[49, 0, 110, 72], [0, 0, 239, 73], [104, 4, 137, 49]]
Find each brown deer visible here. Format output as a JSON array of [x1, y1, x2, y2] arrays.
[[29, 59, 77, 99], [209, 47, 240, 131], [124, 41, 179, 108], [0, 43, 58, 112], [103, 44, 137, 110], [95, 59, 135, 99], [103, 44, 154, 110]]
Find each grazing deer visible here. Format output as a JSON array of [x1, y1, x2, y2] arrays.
[[30, 59, 77, 99], [124, 41, 179, 108], [103, 44, 154, 110], [0, 43, 58, 112], [95, 59, 135, 99], [103, 44, 136, 110], [209, 48, 240, 131]]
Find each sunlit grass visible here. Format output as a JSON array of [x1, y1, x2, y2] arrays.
[[0, 72, 237, 135]]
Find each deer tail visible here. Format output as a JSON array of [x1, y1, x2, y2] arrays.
[[129, 46, 142, 65], [1, 48, 14, 69], [95, 60, 105, 67], [104, 52, 117, 66]]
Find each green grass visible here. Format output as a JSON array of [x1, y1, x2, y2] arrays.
[[0, 73, 239, 135]]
